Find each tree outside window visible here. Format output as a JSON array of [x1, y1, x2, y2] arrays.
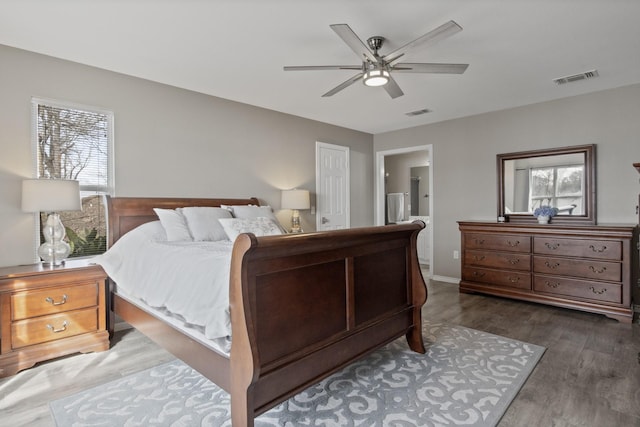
[[33, 99, 114, 257], [530, 165, 583, 214]]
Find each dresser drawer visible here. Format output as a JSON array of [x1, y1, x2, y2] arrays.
[[11, 282, 99, 321], [465, 233, 530, 253], [462, 267, 531, 290], [465, 250, 530, 271], [11, 307, 99, 349], [533, 275, 622, 304], [533, 256, 621, 281], [534, 237, 622, 260]]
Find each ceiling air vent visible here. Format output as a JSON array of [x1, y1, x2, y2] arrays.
[[405, 108, 432, 117], [553, 70, 599, 85]]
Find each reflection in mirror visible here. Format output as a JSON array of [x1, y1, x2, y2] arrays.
[[410, 166, 429, 216], [504, 153, 584, 215], [498, 145, 596, 225]]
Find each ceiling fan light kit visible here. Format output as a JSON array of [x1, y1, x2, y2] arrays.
[[284, 20, 468, 98], [363, 68, 390, 87]]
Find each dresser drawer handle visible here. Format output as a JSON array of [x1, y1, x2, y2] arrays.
[[474, 238, 485, 245], [589, 245, 607, 253], [589, 266, 607, 274], [545, 281, 559, 288], [545, 242, 560, 250], [45, 294, 68, 306], [509, 276, 520, 283], [473, 255, 486, 261], [46, 321, 68, 333], [544, 261, 560, 269], [508, 258, 520, 265], [590, 286, 607, 295], [507, 240, 520, 247], [472, 271, 486, 278]]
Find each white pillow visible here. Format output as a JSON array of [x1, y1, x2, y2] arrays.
[[180, 206, 233, 241], [218, 217, 283, 241], [153, 208, 192, 241], [222, 205, 287, 233]]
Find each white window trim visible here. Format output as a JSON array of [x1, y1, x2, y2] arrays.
[[29, 97, 115, 261]]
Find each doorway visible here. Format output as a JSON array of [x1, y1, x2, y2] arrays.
[[316, 141, 350, 231], [375, 145, 433, 270]]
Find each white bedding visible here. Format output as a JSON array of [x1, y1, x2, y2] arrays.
[[92, 221, 234, 340]]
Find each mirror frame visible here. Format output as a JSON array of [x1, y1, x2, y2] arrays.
[[497, 144, 596, 225]]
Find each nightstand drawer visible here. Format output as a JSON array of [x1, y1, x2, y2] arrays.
[[11, 308, 99, 349], [11, 282, 99, 321]]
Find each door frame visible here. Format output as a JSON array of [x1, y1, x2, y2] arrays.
[[375, 144, 433, 270], [316, 141, 350, 230]]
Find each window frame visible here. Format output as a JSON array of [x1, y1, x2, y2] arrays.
[[30, 97, 115, 261]]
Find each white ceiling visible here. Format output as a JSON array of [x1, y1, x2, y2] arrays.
[[2, 0, 639, 134]]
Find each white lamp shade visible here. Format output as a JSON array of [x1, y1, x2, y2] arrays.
[[22, 179, 81, 212], [281, 189, 310, 210]]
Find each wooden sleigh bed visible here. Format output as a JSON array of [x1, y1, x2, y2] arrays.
[[105, 196, 428, 426]]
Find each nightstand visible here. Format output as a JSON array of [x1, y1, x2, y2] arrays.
[[0, 259, 109, 377]]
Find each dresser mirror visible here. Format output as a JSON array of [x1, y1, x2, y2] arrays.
[[497, 144, 596, 225]]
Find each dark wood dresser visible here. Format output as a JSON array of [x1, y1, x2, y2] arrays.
[[458, 221, 638, 322]]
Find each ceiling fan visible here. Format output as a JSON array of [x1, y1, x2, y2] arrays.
[[284, 20, 469, 99]]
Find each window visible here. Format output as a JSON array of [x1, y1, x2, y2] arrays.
[[529, 164, 583, 214], [32, 98, 114, 257]]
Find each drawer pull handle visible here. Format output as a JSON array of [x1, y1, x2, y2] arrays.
[[545, 261, 560, 269], [45, 294, 68, 306], [589, 245, 607, 253], [545, 281, 559, 288], [509, 276, 520, 283], [46, 321, 68, 333], [474, 238, 485, 245], [545, 243, 560, 250], [589, 266, 607, 274], [590, 286, 607, 295], [473, 255, 486, 261], [507, 240, 520, 247], [508, 258, 520, 265], [472, 271, 486, 278]]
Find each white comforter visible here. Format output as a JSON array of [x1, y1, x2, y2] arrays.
[[93, 221, 234, 340]]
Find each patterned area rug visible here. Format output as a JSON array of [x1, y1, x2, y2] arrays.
[[50, 322, 544, 426]]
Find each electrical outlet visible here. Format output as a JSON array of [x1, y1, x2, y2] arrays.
[[453, 250, 459, 259]]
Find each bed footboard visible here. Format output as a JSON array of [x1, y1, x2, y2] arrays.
[[228, 222, 427, 426]]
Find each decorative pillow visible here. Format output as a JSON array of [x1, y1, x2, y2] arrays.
[[218, 217, 283, 241], [153, 208, 192, 241], [180, 206, 233, 241], [221, 205, 287, 233]]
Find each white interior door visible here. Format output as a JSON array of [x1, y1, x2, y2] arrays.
[[316, 142, 350, 231]]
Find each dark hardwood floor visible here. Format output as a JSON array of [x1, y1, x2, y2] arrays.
[[1, 278, 639, 426]]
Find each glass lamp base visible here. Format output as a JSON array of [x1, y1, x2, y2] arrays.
[[39, 213, 71, 265]]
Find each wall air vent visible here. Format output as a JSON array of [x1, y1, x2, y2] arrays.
[[405, 108, 432, 117], [553, 70, 599, 85]]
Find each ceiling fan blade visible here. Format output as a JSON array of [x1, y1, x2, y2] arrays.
[[385, 20, 463, 65], [322, 73, 364, 97], [383, 75, 404, 99], [330, 24, 378, 63], [284, 65, 362, 71], [392, 63, 469, 74]]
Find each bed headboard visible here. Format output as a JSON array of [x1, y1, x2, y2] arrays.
[[106, 196, 260, 246]]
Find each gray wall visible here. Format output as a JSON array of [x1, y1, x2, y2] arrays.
[[375, 84, 640, 282], [0, 44, 373, 267]]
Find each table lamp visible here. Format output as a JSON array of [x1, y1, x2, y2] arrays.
[[281, 189, 310, 233], [22, 179, 81, 265]]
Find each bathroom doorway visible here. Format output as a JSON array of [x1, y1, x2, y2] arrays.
[[375, 145, 433, 270]]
